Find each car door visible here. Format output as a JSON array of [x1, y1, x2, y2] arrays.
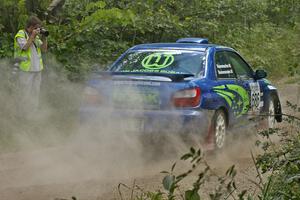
[[213, 50, 239, 123], [225, 51, 264, 122]]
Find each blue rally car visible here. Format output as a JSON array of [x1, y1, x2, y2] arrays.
[[80, 38, 282, 150]]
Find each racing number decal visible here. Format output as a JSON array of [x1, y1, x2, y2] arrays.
[[142, 53, 174, 70], [249, 82, 263, 111]]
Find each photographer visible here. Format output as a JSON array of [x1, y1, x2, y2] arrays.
[[14, 16, 48, 120]]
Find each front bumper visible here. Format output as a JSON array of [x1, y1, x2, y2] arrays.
[[79, 107, 213, 135]]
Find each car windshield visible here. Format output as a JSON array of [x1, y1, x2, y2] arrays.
[[111, 50, 206, 76]]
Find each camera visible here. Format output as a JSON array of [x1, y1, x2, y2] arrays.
[[40, 28, 49, 37]]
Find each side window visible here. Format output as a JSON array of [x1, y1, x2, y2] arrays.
[[226, 52, 253, 79], [215, 51, 235, 79]]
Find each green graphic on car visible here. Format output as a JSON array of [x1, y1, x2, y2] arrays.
[[142, 53, 175, 70], [213, 84, 250, 116]]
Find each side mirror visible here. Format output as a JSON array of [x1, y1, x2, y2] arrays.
[[254, 69, 267, 80]]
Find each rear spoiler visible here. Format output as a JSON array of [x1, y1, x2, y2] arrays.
[[95, 71, 194, 82]]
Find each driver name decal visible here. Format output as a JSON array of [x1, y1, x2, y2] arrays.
[[216, 64, 234, 75]]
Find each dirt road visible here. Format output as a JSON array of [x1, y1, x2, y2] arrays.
[[0, 82, 299, 200]]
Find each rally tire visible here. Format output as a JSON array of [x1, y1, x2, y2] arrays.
[[266, 97, 276, 129], [210, 109, 227, 150]]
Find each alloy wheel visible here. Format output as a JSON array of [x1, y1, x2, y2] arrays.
[[215, 113, 226, 149], [268, 100, 275, 128]]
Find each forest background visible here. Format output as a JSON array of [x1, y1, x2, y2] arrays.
[[0, 0, 299, 80], [0, 1, 300, 199]]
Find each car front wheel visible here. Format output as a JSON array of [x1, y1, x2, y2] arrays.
[[266, 97, 276, 128]]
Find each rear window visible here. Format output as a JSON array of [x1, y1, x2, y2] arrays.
[[111, 50, 205, 76]]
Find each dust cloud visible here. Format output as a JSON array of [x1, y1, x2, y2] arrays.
[[1, 57, 290, 199], [0, 58, 193, 199]]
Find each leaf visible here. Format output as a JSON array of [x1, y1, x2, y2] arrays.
[[286, 174, 300, 183], [233, 181, 237, 190], [85, 1, 106, 12], [226, 165, 235, 176], [176, 173, 188, 181], [181, 153, 192, 160], [185, 190, 200, 200], [152, 192, 163, 200], [255, 140, 261, 147], [162, 175, 175, 191], [196, 149, 201, 156], [171, 162, 176, 172], [238, 190, 247, 199], [196, 157, 202, 163], [190, 147, 196, 154], [227, 181, 233, 191]]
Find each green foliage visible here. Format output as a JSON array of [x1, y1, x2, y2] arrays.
[[0, 0, 300, 79], [118, 147, 248, 200], [0, 0, 299, 80], [0, 0, 52, 58], [0, 1, 299, 198], [255, 101, 300, 199]]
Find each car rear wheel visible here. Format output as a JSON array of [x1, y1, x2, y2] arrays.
[[206, 110, 227, 150]]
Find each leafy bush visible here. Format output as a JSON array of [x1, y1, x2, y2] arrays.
[[255, 102, 300, 199], [0, 0, 299, 80], [118, 147, 245, 200]]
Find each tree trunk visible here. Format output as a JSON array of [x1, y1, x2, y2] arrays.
[[47, 0, 65, 13]]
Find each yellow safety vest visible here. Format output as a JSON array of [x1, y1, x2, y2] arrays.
[[14, 29, 44, 71]]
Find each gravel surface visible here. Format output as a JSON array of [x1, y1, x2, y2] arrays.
[[0, 82, 298, 200]]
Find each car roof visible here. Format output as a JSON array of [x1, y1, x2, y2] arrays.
[[129, 43, 234, 52]]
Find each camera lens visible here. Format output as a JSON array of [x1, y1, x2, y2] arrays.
[[40, 28, 49, 37]]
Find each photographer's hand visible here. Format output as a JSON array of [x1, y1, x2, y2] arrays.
[[31, 28, 40, 38], [22, 29, 39, 51]]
